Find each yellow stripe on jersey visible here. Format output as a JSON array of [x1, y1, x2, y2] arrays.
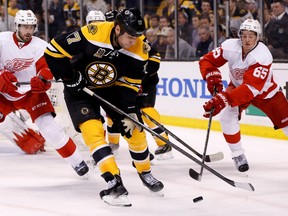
[[115, 76, 142, 92], [149, 53, 161, 64], [44, 48, 66, 58], [50, 39, 73, 59]]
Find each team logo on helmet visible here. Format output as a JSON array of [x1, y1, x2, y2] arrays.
[[85, 61, 117, 87]]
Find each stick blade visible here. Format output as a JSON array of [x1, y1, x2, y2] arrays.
[[189, 168, 201, 181], [234, 182, 255, 192], [205, 151, 224, 162]]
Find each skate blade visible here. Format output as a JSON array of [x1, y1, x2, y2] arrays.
[[102, 194, 132, 207], [150, 190, 164, 197], [80, 173, 89, 180], [155, 152, 173, 160]]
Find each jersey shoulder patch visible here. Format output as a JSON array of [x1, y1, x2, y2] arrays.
[[81, 22, 113, 45]]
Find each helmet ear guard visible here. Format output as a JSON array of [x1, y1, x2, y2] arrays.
[[115, 8, 146, 37]]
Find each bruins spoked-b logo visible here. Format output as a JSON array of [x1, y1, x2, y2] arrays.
[[85, 61, 117, 87]]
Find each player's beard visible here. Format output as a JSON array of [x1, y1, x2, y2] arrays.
[[17, 32, 32, 43], [21, 33, 32, 43]]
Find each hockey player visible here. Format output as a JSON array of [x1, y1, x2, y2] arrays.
[[0, 10, 88, 176], [102, 9, 173, 160], [199, 18, 288, 172], [86, 10, 106, 24], [44, 8, 164, 206]]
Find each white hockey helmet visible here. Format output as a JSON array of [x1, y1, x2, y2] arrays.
[[15, 10, 37, 32], [238, 18, 261, 38], [86, 10, 106, 24]]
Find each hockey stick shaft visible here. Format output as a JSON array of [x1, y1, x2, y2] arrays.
[[198, 107, 214, 180], [198, 88, 217, 180], [83, 87, 255, 192], [14, 79, 62, 87], [141, 110, 223, 163]]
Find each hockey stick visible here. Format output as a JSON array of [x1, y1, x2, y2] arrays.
[[196, 107, 214, 181], [140, 110, 223, 163], [83, 87, 255, 192], [14, 79, 62, 87], [196, 88, 217, 181]]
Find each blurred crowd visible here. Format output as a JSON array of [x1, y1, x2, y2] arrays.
[[0, 0, 287, 60]]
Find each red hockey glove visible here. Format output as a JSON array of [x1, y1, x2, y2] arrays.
[[30, 75, 51, 93], [203, 92, 230, 118], [0, 71, 17, 94], [205, 71, 223, 95]]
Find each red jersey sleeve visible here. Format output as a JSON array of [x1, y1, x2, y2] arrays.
[[199, 47, 227, 79], [35, 56, 53, 80]]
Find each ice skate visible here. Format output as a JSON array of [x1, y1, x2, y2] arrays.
[[155, 144, 173, 160], [232, 154, 249, 172], [109, 143, 119, 156], [139, 171, 164, 195], [73, 161, 89, 176], [100, 175, 131, 207]]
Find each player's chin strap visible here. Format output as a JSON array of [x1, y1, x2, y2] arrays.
[[82, 87, 255, 192]]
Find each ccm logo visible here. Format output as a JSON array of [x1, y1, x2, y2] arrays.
[[32, 102, 48, 111]]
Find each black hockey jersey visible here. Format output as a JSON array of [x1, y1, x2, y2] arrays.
[[44, 21, 160, 92]]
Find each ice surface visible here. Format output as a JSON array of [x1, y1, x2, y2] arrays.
[[0, 126, 288, 216]]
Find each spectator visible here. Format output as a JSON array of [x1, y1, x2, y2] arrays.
[[159, 15, 171, 30], [145, 28, 158, 45], [148, 14, 160, 34], [154, 26, 170, 58], [0, 5, 14, 31], [266, 0, 288, 59], [200, 0, 212, 15], [178, 10, 193, 44], [179, 0, 200, 24], [162, 0, 175, 27], [200, 14, 211, 28], [208, 24, 226, 52], [245, 0, 258, 19], [83, 0, 108, 18], [262, 1, 273, 44], [63, 0, 81, 33], [229, 0, 253, 38], [165, 27, 195, 59], [217, 4, 226, 26], [8, 0, 20, 17], [191, 14, 201, 50], [48, 0, 66, 40], [195, 25, 212, 57]]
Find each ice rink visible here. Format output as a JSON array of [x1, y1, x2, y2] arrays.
[[1, 126, 288, 216]]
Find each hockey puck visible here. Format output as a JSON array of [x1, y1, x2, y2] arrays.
[[193, 196, 203, 203]]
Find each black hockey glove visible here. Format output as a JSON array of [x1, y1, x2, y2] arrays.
[[63, 71, 86, 95], [136, 85, 156, 108], [120, 113, 143, 138], [105, 10, 118, 21]]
